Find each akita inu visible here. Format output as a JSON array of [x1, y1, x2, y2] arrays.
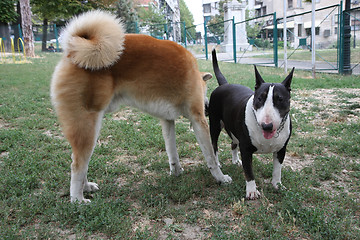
[[51, 11, 231, 202]]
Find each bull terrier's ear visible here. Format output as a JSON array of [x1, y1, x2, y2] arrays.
[[282, 67, 295, 91], [201, 72, 213, 81], [254, 65, 265, 90]]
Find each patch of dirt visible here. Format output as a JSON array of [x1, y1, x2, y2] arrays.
[[0, 118, 11, 129], [292, 88, 360, 125], [43, 130, 65, 140]]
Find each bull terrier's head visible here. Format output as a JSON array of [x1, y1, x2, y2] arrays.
[[252, 66, 294, 139]]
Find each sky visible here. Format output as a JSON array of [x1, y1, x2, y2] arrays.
[[183, 0, 203, 32]]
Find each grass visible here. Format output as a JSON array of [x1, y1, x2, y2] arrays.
[[252, 47, 360, 64], [0, 50, 360, 239]]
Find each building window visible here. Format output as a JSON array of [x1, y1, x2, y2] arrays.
[[262, 6, 267, 15], [298, 24, 302, 36], [297, 0, 302, 8], [305, 27, 320, 36], [288, 0, 293, 9], [203, 3, 211, 13]]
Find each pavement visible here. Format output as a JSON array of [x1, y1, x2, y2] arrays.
[[194, 52, 359, 75]]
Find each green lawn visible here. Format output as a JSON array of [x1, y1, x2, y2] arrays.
[[0, 52, 359, 239]]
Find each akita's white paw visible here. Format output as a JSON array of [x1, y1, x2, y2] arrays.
[[170, 167, 184, 177], [210, 167, 232, 184], [272, 181, 286, 190], [71, 196, 92, 203], [83, 182, 99, 192], [221, 174, 233, 184]]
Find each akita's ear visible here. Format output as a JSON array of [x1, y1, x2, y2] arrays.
[[201, 72, 213, 81], [282, 67, 294, 91], [254, 65, 265, 90]]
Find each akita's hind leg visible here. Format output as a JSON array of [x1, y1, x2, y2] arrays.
[[190, 114, 232, 184], [160, 119, 183, 176], [63, 111, 104, 203]]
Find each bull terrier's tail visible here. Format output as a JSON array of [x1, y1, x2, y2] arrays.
[[212, 49, 228, 86]]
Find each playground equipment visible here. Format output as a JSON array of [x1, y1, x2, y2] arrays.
[[0, 37, 27, 64]]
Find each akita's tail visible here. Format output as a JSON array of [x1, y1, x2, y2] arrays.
[[211, 49, 228, 86], [60, 10, 125, 70]]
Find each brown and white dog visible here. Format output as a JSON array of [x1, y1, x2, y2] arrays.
[[51, 10, 231, 202]]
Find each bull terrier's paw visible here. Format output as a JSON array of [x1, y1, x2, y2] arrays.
[[232, 152, 241, 165], [246, 190, 261, 200], [232, 157, 241, 166], [246, 180, 261, 200], [84, 182, 99, 192]]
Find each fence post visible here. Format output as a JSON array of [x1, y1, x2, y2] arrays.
[[204, 19, 208, 60], [18, 24, 23, 51], [135, 21, 139, 34], [337, 2, 342, 72], [343, 0, 352, 74], [54, 24, 59, 52], [232, 17, 236, 63], [164, 24, 168, 40], [273, 12, 278, 67], [339, 1, 344, 74], [183, 21, 187, 48]]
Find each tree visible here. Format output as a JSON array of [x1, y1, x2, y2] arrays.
[[31, 0, 116, 51], [0, 0, 17, 52], [207, 0, 226, 39], [115, 0, 138, 33], [137, 4, 166, 38], [179, 0, 195, 42], [20, 0, 35, 57]]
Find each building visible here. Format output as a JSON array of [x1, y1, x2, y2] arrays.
[[134, 0, 181, 41], [202, 0, 360, 49]]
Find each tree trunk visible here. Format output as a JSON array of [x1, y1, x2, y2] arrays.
[[19, 0, 35, 57], [0, 22, 11, 52], [42, 18, 48, 52], [13, 2, 22, 52]]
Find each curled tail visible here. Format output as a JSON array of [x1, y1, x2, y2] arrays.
[[60, 10, 125, 70], [212, 49, 228, 86]]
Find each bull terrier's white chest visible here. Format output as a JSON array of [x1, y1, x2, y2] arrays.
[[245, 96, 290, 154]]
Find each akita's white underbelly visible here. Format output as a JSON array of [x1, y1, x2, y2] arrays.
[[107, 94, 181, 120]]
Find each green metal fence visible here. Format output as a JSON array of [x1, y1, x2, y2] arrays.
[[2, 3, 358, 75]]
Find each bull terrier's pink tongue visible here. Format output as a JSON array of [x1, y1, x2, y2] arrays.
[[263, 130, 275, 139]]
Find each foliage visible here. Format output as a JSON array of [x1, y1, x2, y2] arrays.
[[0, 0, 18, 23], [207, 0, 226, 38], [115, 0, 138, 33], [245, 9, 263, 39], [180, 0, 195, 42], [31, 0, 115, 22], [137, 4, 166, 38]]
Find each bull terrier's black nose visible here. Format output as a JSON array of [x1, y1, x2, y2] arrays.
[[261, 123, 273, 132]]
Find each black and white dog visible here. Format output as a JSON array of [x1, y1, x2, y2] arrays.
[[208, 50, 294, 200]]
